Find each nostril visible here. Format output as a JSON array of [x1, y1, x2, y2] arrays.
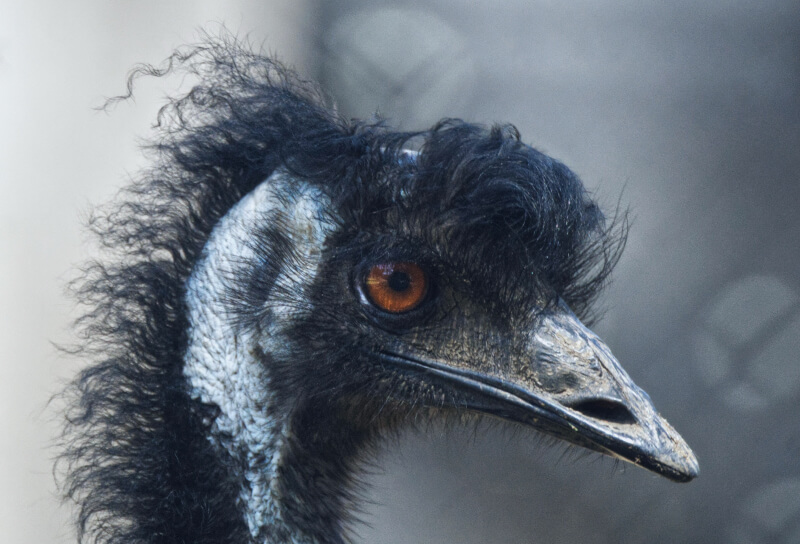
[[569, 399, 637, 424]]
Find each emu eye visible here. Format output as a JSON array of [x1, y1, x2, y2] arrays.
[[364, 262, 428, 313]]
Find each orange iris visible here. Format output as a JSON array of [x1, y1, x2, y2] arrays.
[[365, 262, 428, 313]]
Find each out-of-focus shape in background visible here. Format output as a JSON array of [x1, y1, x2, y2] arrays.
[[2, 1, 798, 542]]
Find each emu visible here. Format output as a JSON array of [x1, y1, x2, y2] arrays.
[[62, 39, 698, 544]]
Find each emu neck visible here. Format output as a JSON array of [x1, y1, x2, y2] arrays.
[[270, 401, 370, 543], [183, 174, 346, 542], [187, 341, 361, 543]]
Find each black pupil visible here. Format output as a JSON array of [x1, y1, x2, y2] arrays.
[[387, 271, 410, 292]]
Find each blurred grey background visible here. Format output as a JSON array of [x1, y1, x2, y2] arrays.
[[1, 1, 798, 542]]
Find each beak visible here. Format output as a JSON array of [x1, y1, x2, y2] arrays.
[[380, 302, 699, 482]]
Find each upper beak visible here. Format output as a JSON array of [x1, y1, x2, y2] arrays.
[[380, 302, 699, 482]]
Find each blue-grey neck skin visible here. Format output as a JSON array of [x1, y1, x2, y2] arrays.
[[184, 171, 336, 543]]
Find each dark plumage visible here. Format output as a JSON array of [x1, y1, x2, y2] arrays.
[[61, 37, 697, 544]]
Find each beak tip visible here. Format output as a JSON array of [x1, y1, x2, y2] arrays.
[[658, 441, 700, 483], [683, 451, 701, 480]]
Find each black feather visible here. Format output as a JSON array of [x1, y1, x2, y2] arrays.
[[60, 33, 626, 544]]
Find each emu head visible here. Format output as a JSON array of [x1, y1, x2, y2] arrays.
[[65, 42, 697, 544], [183, 130, 698, 538]]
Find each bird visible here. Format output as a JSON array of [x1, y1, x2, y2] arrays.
[[61, 37, 698, 544]]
